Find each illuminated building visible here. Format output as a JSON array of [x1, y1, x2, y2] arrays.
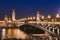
[[12, 9, 16, 21], [4, 14, 8, 21], [0, 20, 6, 26]]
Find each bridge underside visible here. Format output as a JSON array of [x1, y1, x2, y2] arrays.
[[0, 24, 59, 40], [18, 24, 60, 37], [19, 24, 45, 34]]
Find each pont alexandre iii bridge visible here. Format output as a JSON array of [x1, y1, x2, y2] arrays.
[[16, 12, 60, 40], [0, 12, 60, 40]]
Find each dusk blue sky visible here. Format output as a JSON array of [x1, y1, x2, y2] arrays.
[[0, 0, 60, 19]]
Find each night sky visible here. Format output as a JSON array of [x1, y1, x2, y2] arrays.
[[0, 0, 60, 19]]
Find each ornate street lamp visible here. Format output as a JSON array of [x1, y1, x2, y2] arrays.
[[47, 15, 51, 21], [55, 14, 60, 21], [41, 15, 44, 19], [56, 14, 60, 18], [47, 15, 51, 19]]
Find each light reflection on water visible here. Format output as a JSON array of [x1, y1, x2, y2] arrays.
[[0, 28, 49, 40]]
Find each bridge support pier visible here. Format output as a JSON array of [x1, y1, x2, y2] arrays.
[[57, 28, 59, 36]]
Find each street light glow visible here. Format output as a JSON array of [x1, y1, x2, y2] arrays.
[[41, 15, 44, 19], [56, 14, 60, 18], [47, 15, 51, 18]]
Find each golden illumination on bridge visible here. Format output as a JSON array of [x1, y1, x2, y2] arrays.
[[0, 10, 60, 27]]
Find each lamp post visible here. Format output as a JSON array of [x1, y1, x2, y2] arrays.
[[41, 15, 45, 21], [56, 14, 60, 21], [48, 15, 51, 19], [56, 14, 60, 18], [47, 15, 51, 21]]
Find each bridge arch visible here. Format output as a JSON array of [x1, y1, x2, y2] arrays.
[[17, 23, 59, 37], [19, 24, 45, 34]]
